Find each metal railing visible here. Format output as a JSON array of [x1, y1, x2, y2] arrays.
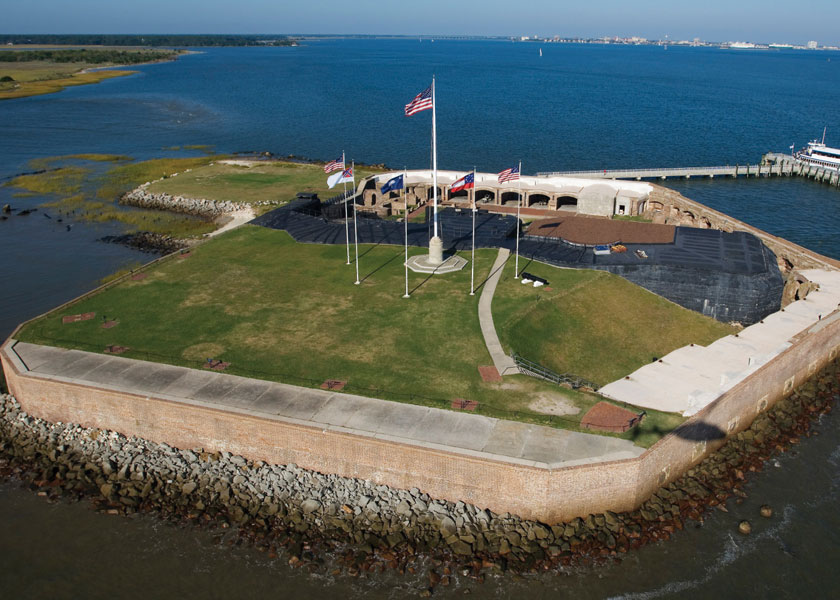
[[536, 165, 761, 178], [323, 190, 355, 205], [512, 352, 599, 391]]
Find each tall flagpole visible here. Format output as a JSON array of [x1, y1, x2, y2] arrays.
[[515, 160, 522, 279], [352, 161, 360, 285], [470, 168, 476, 296], [431, 77, 438, 239], [342, 151, 350, 264], [403, 168, 410, 299]]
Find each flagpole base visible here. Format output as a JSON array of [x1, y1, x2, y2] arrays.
[[406, 254, 467, 274], [428, 236, 444, 266], [402, 294, 410, 299], [354, 281, 360, 285]]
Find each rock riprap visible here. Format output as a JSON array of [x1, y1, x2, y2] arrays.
[[121, 187, 248, 217], [121, 175, 282, 218], [0, 358, 837, 578]]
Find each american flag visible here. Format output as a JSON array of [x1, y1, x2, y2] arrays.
[[405, 85, 433, 116], [324, 156, 344, 173], [498, 165, 520, 183]]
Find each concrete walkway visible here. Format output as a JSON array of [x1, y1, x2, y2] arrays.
[[8, 341, 644, 468], [209, 207, 256, 237], [478, 248, 519, 376]]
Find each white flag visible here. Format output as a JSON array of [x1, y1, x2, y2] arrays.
[[327, 167, 353, 189]]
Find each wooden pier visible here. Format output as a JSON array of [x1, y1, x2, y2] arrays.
[[538, 153, 840, 187]]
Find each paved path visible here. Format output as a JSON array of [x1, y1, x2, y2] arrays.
[[477, 248, 519, 376], [8, 341, 644, 468], [209, 207, 256, 237]]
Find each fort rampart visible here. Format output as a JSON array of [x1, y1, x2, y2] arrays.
[[3, 307, 839, 524]]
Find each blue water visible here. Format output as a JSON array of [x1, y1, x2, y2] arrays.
[[2, 40, 840, 598], [2, 41, 839, 172]]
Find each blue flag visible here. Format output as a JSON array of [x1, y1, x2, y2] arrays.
[[380, 174, 404, 194]]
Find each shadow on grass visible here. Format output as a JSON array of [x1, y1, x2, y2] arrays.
[[360, 250, 402, 283], [516, 257, 534, 277], [409, 271, 436, 295], [356, 239, 384, 260]]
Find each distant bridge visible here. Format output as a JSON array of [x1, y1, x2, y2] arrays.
[[537, 153, 840, 187]]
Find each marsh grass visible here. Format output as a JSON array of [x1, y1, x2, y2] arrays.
[[96, 156, 219, 201], [28, 154, 131, 170], [7, 156, 221, 238], [41, 193, 216, 237], [6, 167, 91, 196], [0, 68, 134, 100]]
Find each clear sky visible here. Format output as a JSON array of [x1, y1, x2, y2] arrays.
[[4, 0, 839, 46]]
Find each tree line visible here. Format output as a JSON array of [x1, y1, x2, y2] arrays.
[[0, 49, 179, 64], [0, 34, 297, 47]]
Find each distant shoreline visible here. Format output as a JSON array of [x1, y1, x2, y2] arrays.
[[0, 49, 186, 101]]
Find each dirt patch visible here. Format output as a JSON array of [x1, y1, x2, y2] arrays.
[[529, 215, 675, 245], [581, 401, 643, 432], [62, 312, 95, 324], [182, 342, 225, 362], [451, 398, 479, 411], [528, 392, 581, 417], [320, 379, 347, 391]]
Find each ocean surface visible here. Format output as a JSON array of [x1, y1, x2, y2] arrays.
[[1, 40, 840, 598]]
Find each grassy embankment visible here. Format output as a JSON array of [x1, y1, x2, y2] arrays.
[[146, 161, 385, 216], [0, 48, 179, 100], [14, 225, 727, 446], [493, 260, 738, 386]]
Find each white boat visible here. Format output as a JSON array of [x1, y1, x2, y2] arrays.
[[795, 129, 840, 172]]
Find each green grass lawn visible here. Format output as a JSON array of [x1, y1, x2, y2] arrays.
[[493, 260, 738, 387], [16, 226, 696, 446], [146, 161, 385, 213]]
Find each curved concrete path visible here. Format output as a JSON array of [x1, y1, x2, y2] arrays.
[[478, 248, 519, 376]]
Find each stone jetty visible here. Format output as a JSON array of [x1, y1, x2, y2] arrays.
[[120, 172, 281, 218], [0, 358, 837, 581], [120, 187, 248, 217]]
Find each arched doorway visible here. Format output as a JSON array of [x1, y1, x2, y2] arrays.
[[501, 191, 521, 205], [556, 196, 578, 210], [475, 189, 495, 204], [528, 193, 550, 208]]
